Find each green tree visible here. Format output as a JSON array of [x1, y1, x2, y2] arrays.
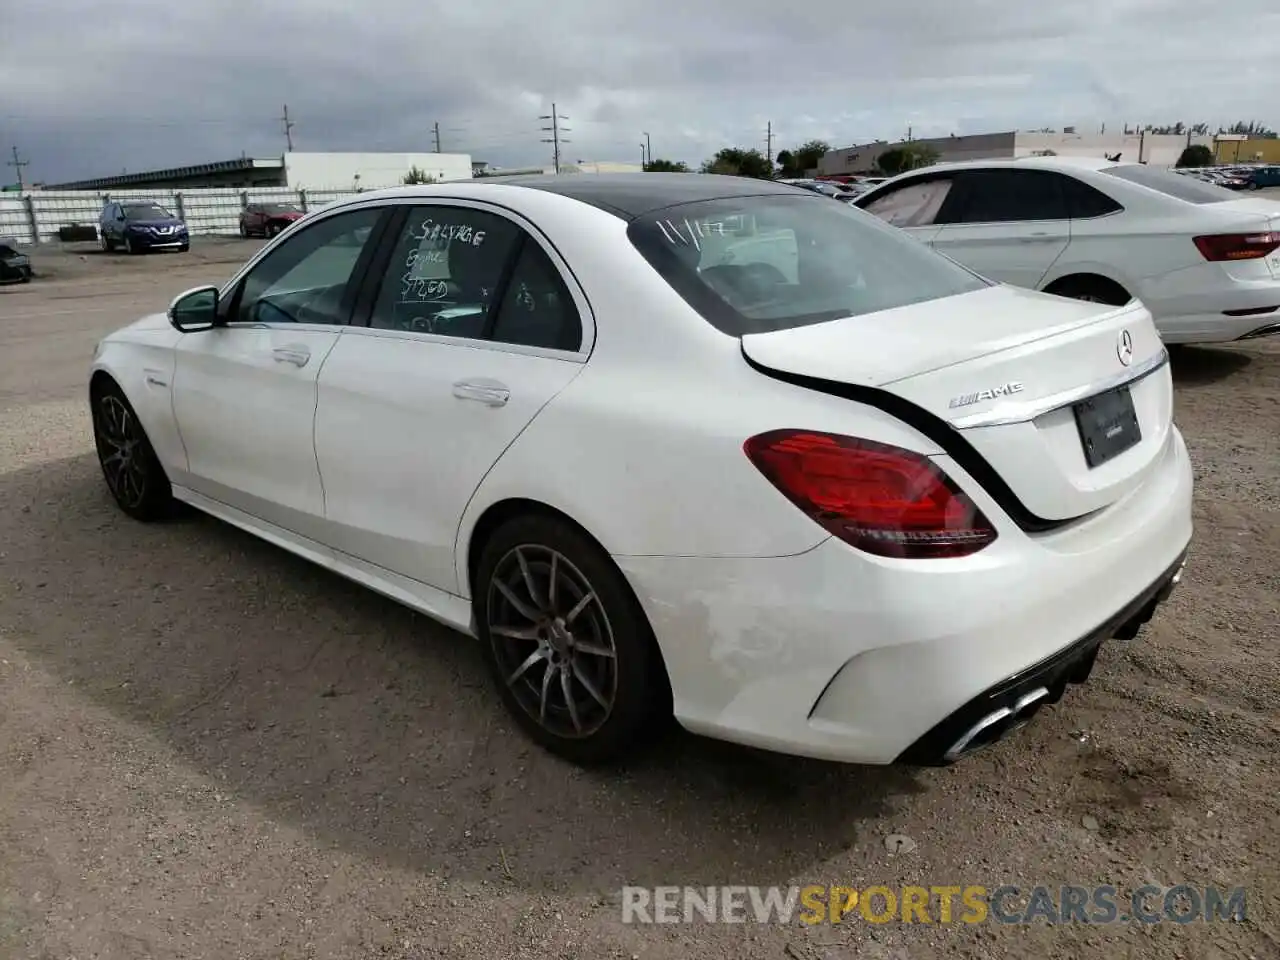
[[777, 140, 831, 177], [403, 165, 437, 185], [1176, 144, 1214, 168], [876, 144, 940, 176], [643, 158, 689, 172], [700, 148, 773, 179]]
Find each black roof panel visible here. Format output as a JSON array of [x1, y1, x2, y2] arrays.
[[488, 172, 809, 219]]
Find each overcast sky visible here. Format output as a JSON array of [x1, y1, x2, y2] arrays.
[[2, 0, 1278, 184]]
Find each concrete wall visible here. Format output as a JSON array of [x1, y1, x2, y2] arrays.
[[1013, 132, 1213, 166], [282, 152, 472, 190], [0, 186, 363, 245], [818, 133, 1018, 175]]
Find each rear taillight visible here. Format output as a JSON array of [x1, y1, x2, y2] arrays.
[[743, 429, 997, 560], [1192, 232, 1280, 261]]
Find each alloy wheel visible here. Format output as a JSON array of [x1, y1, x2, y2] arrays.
[[486, 544, 619, 739], [94, 394, 149, 509]]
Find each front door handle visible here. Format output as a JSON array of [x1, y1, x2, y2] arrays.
[[272, 344, 311, 367], [453, 379, 510, 407]]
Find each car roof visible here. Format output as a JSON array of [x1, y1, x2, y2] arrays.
[[357, 173, 808, 220]]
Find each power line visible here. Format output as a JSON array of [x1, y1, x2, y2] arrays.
[[280, 104, 295, 152], [539, 102, 570, 174], [7, 145, 29, 191]]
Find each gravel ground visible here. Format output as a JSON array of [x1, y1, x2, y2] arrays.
[[1, 240, 1277, 959]]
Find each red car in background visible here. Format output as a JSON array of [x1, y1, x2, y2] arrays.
[[239, 202, 305, 238]]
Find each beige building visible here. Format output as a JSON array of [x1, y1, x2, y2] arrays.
[[818, 130, 1217, 176]]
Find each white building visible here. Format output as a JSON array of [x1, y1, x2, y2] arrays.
[[818, 131, 1216, 176]]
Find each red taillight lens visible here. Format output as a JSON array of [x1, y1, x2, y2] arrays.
[[1192, 232, 1280, 261], [743, 429, 997, 560]]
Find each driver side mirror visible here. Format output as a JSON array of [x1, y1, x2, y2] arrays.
[[167, 285, 220, 332]]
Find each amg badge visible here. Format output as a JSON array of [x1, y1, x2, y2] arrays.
[[948, 381, 1025, 409]]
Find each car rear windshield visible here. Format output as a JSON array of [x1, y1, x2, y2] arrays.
[[626, 193, 990, 336], [123, 204, 174, 219], [1101, 164, 1236, 203]]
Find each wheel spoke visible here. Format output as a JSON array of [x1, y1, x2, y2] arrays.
[[547, 552, 559, 610], [495, 579, 541, 623], [515, 547, 545, 608], [572, 638, 615, 659], [506, 648, 547, 686], [565, 591, 595, 625], [492, 624, 541, 641], [560, 667, 582, 732], [539, 662, 557, 722], [571, 661, 610, 709]]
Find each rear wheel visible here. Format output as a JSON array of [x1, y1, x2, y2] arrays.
[[474, 514, 667, 765], [91, 379, 173, 521], [100, 232, 114, 252], [1044, 275, 1131, 306]]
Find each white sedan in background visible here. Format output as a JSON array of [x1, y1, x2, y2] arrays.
[[89, 174, 1192, 767], [854, 156, 1280, 345]]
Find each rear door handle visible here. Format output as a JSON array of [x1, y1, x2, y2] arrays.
[[272, 344, 311, 367], [452, 379, 510, 407]]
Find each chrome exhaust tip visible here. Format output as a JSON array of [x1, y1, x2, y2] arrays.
[[942, 686, 1050, 763]]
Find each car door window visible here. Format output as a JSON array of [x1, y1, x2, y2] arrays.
[[947, 169, 1070, 223], [232, 207, 382, 326], [861, 179, 954, 227], [489, 239, 583, 351], [1059, 175, 1123, 218], [369, 206, 520, 338]]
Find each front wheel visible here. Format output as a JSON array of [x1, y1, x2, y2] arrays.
[[474, 514, 668, 765], [91, 380, 173, 521]]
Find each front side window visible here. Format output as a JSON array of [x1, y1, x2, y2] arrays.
[[628, 193, 990, 336], [860, 178, 954, 227], [1102, 164, 1236, 203], [232, 206, 383, 325], [368, 206, 520, 338]]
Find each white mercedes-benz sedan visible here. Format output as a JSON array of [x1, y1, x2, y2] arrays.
[[853, 156, 1280, 345], [89, 174, 1193, 767]]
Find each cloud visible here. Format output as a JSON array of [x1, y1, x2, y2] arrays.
[[1, 0, 1277, 183]]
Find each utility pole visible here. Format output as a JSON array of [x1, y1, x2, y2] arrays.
[[907, 125, 913, 142], [280, 105, 295, 152], [641, 143, 647, 168], [765, 122, 774, 168], [642, 131, 651, 166], [7, 146, 29, 191], [433, 122, 441, 153], [540, 102, 570, 174]]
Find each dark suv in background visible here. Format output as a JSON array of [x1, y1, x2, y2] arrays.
[[99, 201, 189, 254]]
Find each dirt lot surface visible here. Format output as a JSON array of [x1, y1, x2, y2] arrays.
[[1, 241, 1277, 959]]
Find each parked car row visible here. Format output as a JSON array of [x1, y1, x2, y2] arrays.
[[91, 200, 311, 254], [90, 172, 1192, 769], [1177, 164, 1280, 190], [851, 155, 1280, 345]]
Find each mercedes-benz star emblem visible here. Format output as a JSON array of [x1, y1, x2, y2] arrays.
[[1116, 329, 1134, 366]]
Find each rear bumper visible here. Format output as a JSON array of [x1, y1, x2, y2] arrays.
[[617, 427, 1195, 765], [895, 549, 1186, 765], [1142, 276, 1280, 344]]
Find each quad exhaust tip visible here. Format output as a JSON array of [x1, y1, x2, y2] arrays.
[[943, 686, 1050, 763]]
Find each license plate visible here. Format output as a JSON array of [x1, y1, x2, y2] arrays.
[[1074, 385, 1141, 468]]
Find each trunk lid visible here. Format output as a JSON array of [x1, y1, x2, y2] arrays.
[[741, 284, 1172, 522]]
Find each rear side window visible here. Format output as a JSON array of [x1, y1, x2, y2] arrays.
[[627, 193, 990, 337], [1102, 164, 1235, 203], [1060, 175, 1123, 217], [944, 169, 1070, 223], [860, 178, 954, 227]]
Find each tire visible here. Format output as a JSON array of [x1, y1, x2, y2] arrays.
[[91, 378, 173, 521], [239, 222, 248, 238], [101, 233, 115, 252], [473, 513, 667, 765], [178, 244, 189, 253], [1044, 275, 1131, 306], [124, 235, 139, 255]]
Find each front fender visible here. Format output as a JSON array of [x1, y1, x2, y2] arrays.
[[91, 332, 186, 477]]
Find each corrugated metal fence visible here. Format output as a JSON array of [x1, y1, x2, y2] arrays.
[[0, 186, 363, 245]]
